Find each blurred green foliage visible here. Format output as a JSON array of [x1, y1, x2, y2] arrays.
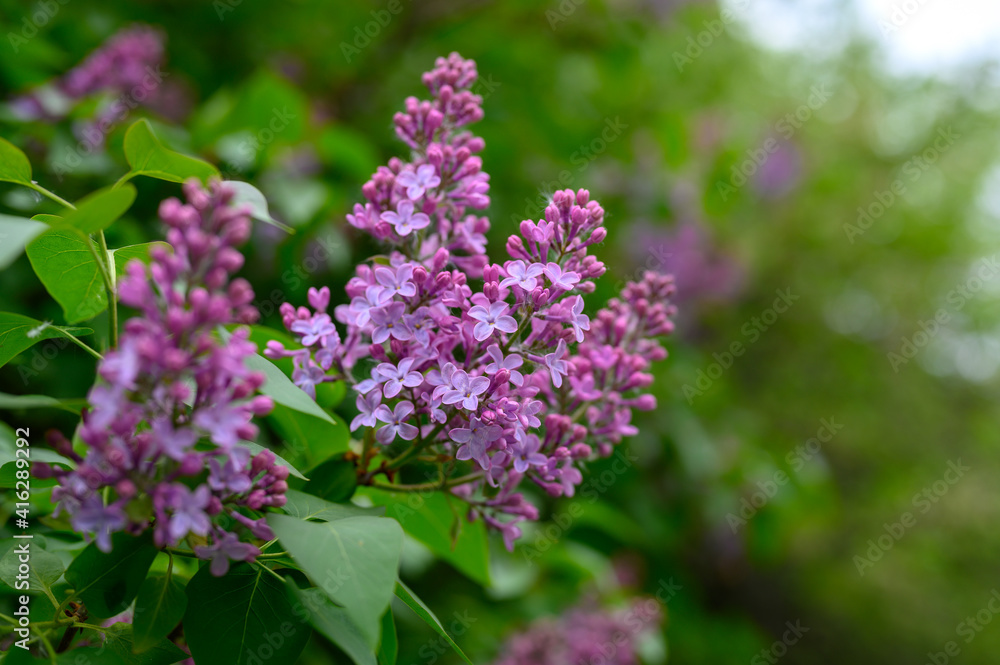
[[2, 0, 999, 663]]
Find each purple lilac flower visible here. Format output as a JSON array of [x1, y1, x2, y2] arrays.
[[500, 260, 544, 291], [468, 302, 518, 341], [374, 402, 419, 444], [351, 391, 383, 431], [396, 164, 441, 200], [47, 182, 287, 573], [450, 416, 503, 470], [270, 54, 677, 551], [485, 345, 524, 386], [371, 302, 411, 343], [380, 200, 431, 236]]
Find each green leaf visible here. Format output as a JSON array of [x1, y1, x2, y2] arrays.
[[289, 582, 376, 665], [0, 392, 84, 413], [32, 214, 63, 224], [269, 404, 350, 469], [0, 312, 93, 369], [0, 213, 46, 270], [26, 230, 108, 323], [0, 136, 32, 185], [303, 454, 357, 502], [183, 563, 309, 665], [250, 352, 338, 423], [281, 489, 385, 521], [102, 623, 189, 665], [377, 607, 397, 665], [394, 580, 474, 665], [65, 531, 158, 618], [224, 180, 293, 232], [220, 327, 339, 426], [237, 440, 309, 481], [53, 185, 136, 235], [132, 573, 187, 653], [0, 545, 64, 594], [267, 513, 403, 648], [123, 119, 218, 184], [361, 488, 490, 586]]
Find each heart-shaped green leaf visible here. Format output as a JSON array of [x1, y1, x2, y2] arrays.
[[267, 513, 403, 648], [184, 563, 309, 665], [26, 229, 108, 323]]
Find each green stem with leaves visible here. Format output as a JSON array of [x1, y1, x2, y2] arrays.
[[28, 182, 119, 349]]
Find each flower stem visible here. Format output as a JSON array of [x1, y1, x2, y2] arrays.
[[382, 421, 446, 472], [27, 182, 76, 210], [371, 472, 482, 493], [97, 230, 118, 348], [36, 627, 58, 664]]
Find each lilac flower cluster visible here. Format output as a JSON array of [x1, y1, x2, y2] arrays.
[[492, 599, 661, 665], [11, 25, 165, 125], [45, 181, 285, 575], [268, 53, 676, 549]]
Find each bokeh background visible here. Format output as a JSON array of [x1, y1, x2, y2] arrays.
[[2, 0, 999, 663]]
